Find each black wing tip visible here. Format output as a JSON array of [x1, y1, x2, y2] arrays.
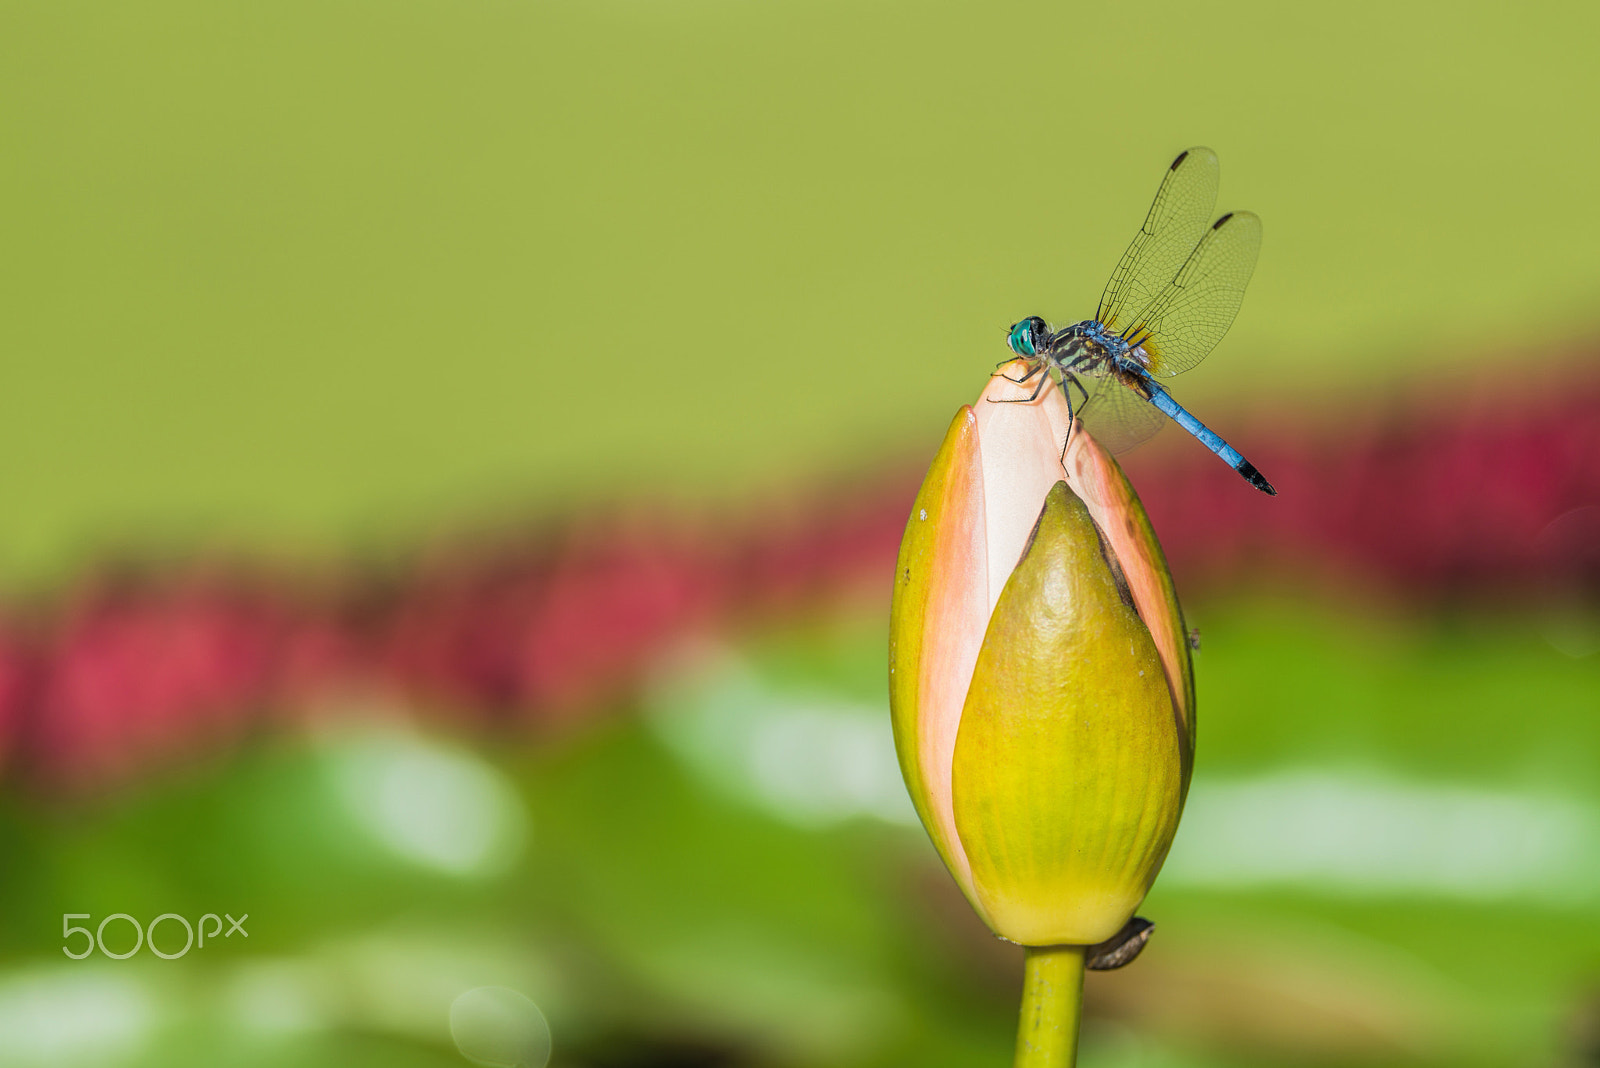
[[1170, 145, 1217, 170], [1237, 461, 1277, 496], [1212, 212, 1234, 229]]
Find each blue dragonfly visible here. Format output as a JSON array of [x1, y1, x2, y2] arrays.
[[1002, 146, 1275, 495]]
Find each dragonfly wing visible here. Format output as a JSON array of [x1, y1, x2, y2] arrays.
[[1122, 209, 1262, 378], [1075, 373, 1168, 455], [1096, 147, 1220, 336]]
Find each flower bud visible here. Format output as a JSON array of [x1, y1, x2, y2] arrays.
[[889, 361, 1194, 946]]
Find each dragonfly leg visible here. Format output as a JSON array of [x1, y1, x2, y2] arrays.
[[1059, 374, 1090, 462], [991, 360, 1044, 386], [984, 369, 1051, 404], [1068, 374, 1090, 414]]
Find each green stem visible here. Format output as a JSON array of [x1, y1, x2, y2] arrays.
[[1014, 945, 1085, 1068]]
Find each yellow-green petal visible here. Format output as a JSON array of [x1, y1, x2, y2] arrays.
[[1063, 432, 1196, 785], [951, 481, 1183, 946], [889, 405, 991, 920]]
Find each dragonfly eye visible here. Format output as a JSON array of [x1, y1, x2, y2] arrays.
[[1007, 317, 1047, 358]]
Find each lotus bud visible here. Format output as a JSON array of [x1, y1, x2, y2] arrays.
[[889, 359, 1195, 944]]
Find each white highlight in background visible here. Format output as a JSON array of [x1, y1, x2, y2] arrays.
[[1162, 770, 1599, 902], [0, 969, 156, 1066], [326, 729, 528, 877], [648, 650, 916, 827]]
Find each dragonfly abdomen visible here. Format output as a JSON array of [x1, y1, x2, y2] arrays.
[[1141, 378, 1277, 496]]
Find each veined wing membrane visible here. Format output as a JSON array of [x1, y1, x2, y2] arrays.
[[1074, 372, 1168, 455], [1122, 209, 1261, 378], [1096, 147, 1220, 336]]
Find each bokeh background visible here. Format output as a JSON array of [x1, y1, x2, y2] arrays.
[[1, 1, 1598, 1065]]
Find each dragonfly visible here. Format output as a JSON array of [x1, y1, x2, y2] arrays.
[[1001, 146, 1275, 495]]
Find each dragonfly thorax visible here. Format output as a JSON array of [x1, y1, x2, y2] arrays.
[[1037, 320, 1131, 377], [1070, 319, 1131, 360]]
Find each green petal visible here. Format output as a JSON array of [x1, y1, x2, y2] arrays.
[[1063, 431, 1195, 789], [951, 481, 1182, 946]]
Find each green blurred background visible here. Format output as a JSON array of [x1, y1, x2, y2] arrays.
[[1, 0, 1598, 1066], [5, 0, 1600, 580]]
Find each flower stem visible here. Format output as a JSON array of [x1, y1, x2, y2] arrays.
[[1014, 945, 1086, 1068]]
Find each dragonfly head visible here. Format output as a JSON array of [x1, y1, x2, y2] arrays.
[[1006, 316, 1049, 359]]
